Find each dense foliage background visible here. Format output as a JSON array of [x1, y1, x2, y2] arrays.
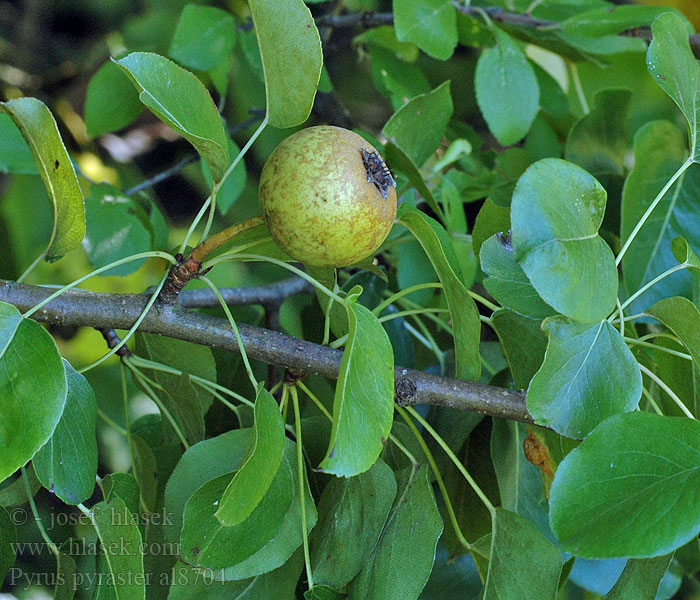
[[2, 0, 700, 599]]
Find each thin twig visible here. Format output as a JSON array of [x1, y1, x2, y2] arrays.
[[0, 279, 532, 424]]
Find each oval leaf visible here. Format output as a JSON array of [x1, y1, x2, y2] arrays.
[[248, 0, 322, 128], [0, 98, 85, 258], [347, 465, 443, 600], [33, 360, 97, 505], [393, 0, 458, 61], [527, 317, 641, 438], [0, 301, 67, 484], [550, 412, 700, 557], [319, 294, 395, 477], [114, 52, 228, 182], [169, 5, 236, 72], [84, 61, 142, 138], [397, 204, 481, 380], [475, 27, 539, 146], [310, 459, 397, 588], [511, 158, 617, 323], [215, 386, 285, 526]]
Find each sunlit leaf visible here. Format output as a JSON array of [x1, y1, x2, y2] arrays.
[[0, 97, 85, 258]]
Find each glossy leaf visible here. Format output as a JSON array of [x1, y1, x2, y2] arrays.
[[84, 184, 152, 276], [33, 360, 97, 505], [565, 89, 631, 177], [480, 234, 556, 320], [180, 456, 295, 569], [0, 97, 85, 258], [169, 5, 236, 72], [0, 113, 37, 174], [550, 412, 700, 557], [310, 459, 397, 588], [604, 554, 673, 600], [347, 465, 443, 600], [393, 0, 457, 61], [216, 386, 285, 525], [84, 61, 142, 138], [647, 296, 700, 369], [647, 12, 700, 160], [475, 27, 539, 146], [397, 205, 481, 380], [620, 121, 700, 311], [382, 81, 453, 168], [0, 301, 67, 484], [319, 293, 394, 477], [114, 52, 228, 181], [511, 158, 617, 323], [0, 505, 16, 583], [528, 317, 641, 438], [91, 497, 145, 600], [483, 509, 561, 599], [248, 0, 322, 128], [491, 309, 547, 390]]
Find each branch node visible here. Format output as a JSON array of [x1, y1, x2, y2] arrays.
[[159, 253, 203, 304], [99, 328, 132, 358], [394, 377, 417, 405]]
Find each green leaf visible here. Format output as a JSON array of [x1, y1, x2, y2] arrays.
[[84, 61, 142, 138], [180, 456, 295, 569], [511, 158, 617, 323], [215, 387, 285, 526], [527, 316, 641, 438], [100, 473, 141, 519], [483, 509, 561, 599], [202, 138, 246, 216], [353, 26, 419, 62], [368, 46, 430, 105], [310, 459, 397, 588], [0, 464, 40, 507], [562, 5, 691, 38], [556, 31, 647, 55], [490, 420, 551, 538], [398, 204, 481, 380], [114, 52, 228, 182], [565, 89, 631, 177], [480, 234, 556, 320], [90, 497, 145, 600], [168, 552, 303, 600], [347, 465, 443, 600], [550, 412, 700, 557], [383, 142, 440, 216], [84, 184, 153, 276], [54, 550, 77, 600], [0, 505, 16, 583], [603, 553, 673, 600], [393, 0, 458, 61], [472, 198, 510, 258], [248, 0, 322, 128], [382, 81, 453, 168], [647, 297, 700, 370], [491, 309, 547, 390], [475, 27, 539, 146], [169, 5, 236, 72], [305, 586, 346, 600], [33, 360, 97, 505], [0, 113, 37, 174], [0, 301, 67, 484], [620, 121, 700, 311], [319, 293, 394, 477], [647, 12, 700, 160], [0, 97, 85, 258]]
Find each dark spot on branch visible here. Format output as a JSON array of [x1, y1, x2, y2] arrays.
[[394, 377, 417, 405]]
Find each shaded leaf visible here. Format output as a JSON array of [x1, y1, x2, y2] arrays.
[[34, 360, 97, 505], [319, 292, 394, 477], [54, 551, 77, 600], [383, 142, 439, 215], [0, 113, 37, 174], [169, 5, 236, 72], [114, 52, 228, 181], [0, 505, 16, 583], [84, 61, 142, 138], [216, 387, 285, 526], [0, 301, 66, 484], [397, 205, 481, 380], [475, 27, 539, 146], [348, 465, 443, 600], [393, 0, 457, 61], [550, 412, 700, 557], [0, 97, 85, 258], [527, 316, 641, 438], [248, 0, 322, 128], [202, 138, 246, 216], [647, 296, 700, 370], [511, 158, 617, 323], [562, 5, 691, 37], [604, 553, 673, 600]]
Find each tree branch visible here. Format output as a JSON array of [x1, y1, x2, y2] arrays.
[[178, 277, 313, 309], [0, 279, 532, 424]]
